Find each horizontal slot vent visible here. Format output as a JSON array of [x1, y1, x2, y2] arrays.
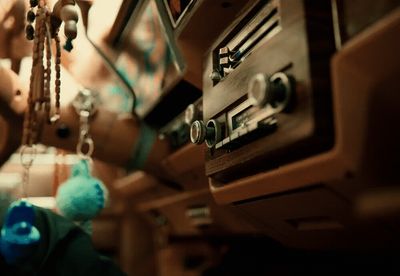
[[212, 0, 281, 85], [286, 216, 344, 231]]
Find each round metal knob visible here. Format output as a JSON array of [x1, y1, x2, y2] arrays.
[[248, 72, 294, 112], [247, 73, 271, 107], [190, 120, 208, 145], [205, 119, 221, 148], [210, 70, 222, 82], [190, 120, 221, 148], [270, 72, 294, 112]]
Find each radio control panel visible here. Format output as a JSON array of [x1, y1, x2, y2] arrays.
[[160, 98, 203, 149], [197, 0, 336, 182], [191, 71, 295, 150]]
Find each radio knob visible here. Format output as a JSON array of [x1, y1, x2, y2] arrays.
[[248, 73, 270, 106], [190, 120, 209, 145], [190, 120, 221, 148], [205, 119, 221, 148], [248, 72, 294, 111], [210, 70, 222, 81]]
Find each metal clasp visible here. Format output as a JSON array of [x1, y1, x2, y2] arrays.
[[72, 89, 99, 159]]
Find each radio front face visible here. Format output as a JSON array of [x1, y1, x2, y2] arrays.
[[197, 0, 336, 182]]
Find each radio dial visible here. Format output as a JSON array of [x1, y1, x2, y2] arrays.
[[190, 120, 221, 148], [248, 73, 271, 106], [190, 120, 209, 145], [248, 72, 294, 112]]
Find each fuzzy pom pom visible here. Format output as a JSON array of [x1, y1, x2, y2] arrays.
[[0, 200, 40, 265], [56, 160, 107, 221]]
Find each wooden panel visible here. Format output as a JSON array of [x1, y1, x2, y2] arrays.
[[137, 189, 257, 236], [339, 0, 400, 43], [161, 144, 208, 190], [236, 187, 395, 249], [202, 0, 336, 182], [209, 8, 400, 204], [113, 171, 178, 204]]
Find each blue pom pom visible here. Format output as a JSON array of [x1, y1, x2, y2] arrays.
[[0, 200, 40, 265], [56, 160, 107, 221]]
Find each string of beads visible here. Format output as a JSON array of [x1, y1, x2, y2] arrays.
[[23, 0, 62, 146]]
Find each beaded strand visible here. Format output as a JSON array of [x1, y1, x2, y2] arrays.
[[53, 33, 62, 121], [23, 0, 64, 146]]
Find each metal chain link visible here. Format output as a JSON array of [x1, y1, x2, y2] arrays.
[[20, 145, 37, 198], [77, 110, 94, 158], [73, 89, 98, 159]]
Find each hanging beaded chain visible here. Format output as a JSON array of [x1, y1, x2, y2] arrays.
[[24, 0, 62, 146], [21, 0, 64, 198], [21, 0, 78, 198]]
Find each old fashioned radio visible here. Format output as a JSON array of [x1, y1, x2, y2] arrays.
[[191, 0, 336, 183]]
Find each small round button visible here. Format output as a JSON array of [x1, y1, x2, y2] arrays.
[[269, 72, 294, 112], [190, 120, 221, 148], [205, 119, 221, 148], [247, 72, 295, 112], [210, 70, 222, 82], [247, 73, 271, 106], [190, 120, 207, 145]]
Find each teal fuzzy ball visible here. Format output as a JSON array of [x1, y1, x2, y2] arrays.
[[56, 160, 107, 221]]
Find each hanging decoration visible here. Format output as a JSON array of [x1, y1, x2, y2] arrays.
[[56, 159, 107, 230], [21, 0, 80, 196], [0, 201, 41, 265], [24, 0, 79, 148], [56, 89, 108, 234], [0, 0, 80, 264]]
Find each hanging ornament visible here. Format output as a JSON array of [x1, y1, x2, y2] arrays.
[[60, 3, 78, 52], [56, 89, 107, 233], [25, 1, 36, 41], [0, 0, 80, 264], [56, 159, 107, 223], [24, 0, 64, 149], [0, 200, 40, 265]]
